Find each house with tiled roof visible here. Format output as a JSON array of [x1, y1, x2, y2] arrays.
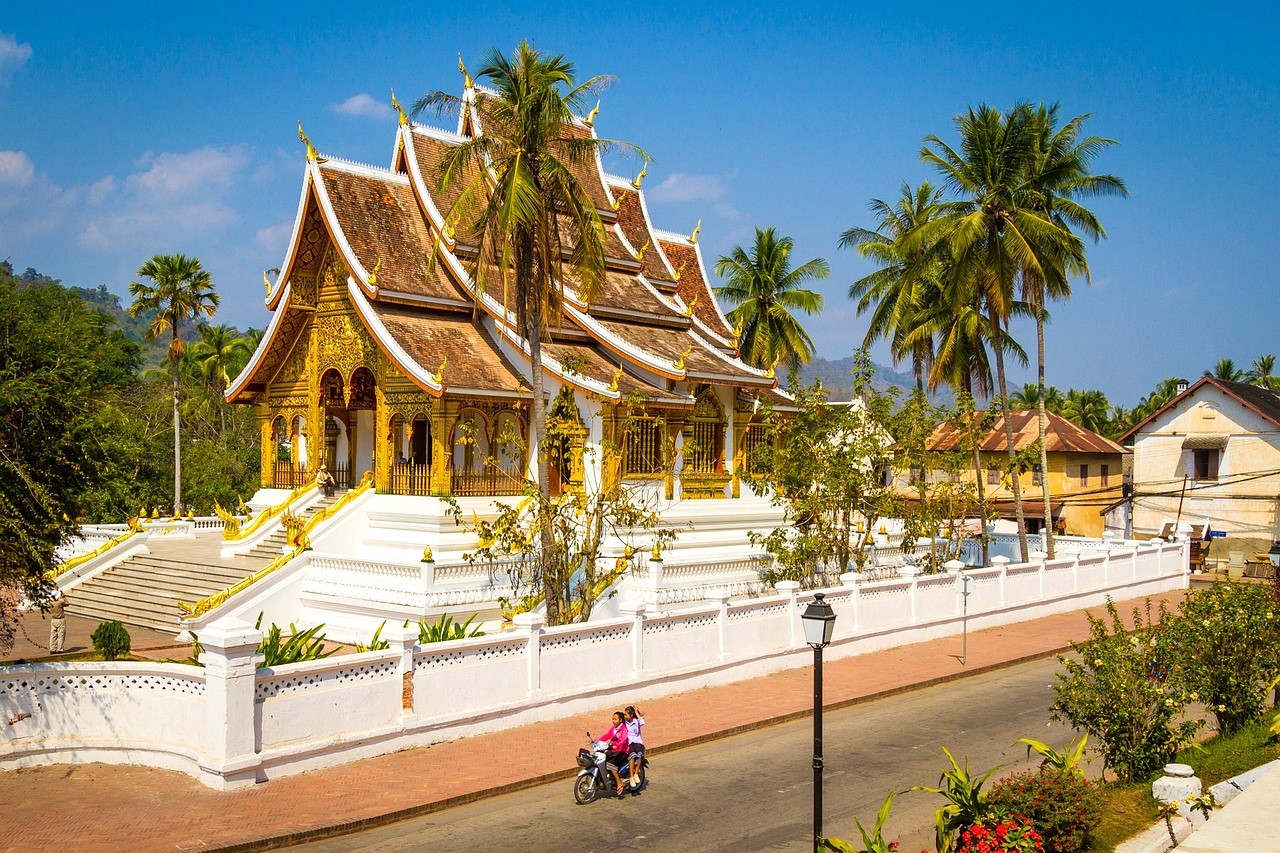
[[1119, 377, 1280, 560], [912, 410, 1127, 538], [227, 78, 792, 524]]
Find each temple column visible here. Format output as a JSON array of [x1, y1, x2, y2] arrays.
[[665, 416, 686, 502], [374, 386, 391, 492], [257, 408, 274, 489], [430, 399, 455, 495], [731, 408, 749, 500]]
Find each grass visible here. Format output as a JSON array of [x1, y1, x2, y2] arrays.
[[1090, 715, 1280, 851]]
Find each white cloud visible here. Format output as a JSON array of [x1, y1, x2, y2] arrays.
[[128, 146, 248, 196], [646, 172, 728, 204], [255, 220, 294, 254], [0, 33, 32, 84], [0, 150, 35, 186], [330, 93, 393, 121]]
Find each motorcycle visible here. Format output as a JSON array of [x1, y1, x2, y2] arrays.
[[573, 731, 648, 804]]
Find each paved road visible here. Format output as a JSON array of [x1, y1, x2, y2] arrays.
[[299, 657, 1068, 852]]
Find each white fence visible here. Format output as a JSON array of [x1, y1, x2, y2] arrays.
[[1, 540, 1188, 789]]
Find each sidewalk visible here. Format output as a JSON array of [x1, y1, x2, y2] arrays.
[[2, 610, 185, 665], [1, 590, 1188, 852]]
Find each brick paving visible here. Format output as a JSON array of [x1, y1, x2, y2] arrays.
[[0, 590, 1185, 853], [2, 610, 185, 665]]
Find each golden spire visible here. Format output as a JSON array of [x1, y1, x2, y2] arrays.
[[263, 270, 273, 294], [632, 164, 647, 189], [634, 239, 649, 262], [690, 219, 701, 244], [608, 364, 624, 392], [366, 258, 381, 286], [585, 100, 600, 127], [298, 122, 318, 161], [433, 356, 448, 385], [458, 55, 474, 89], [674, 345, 692, 372], [674, 260, 687, 282], [391, 89, 408, 126], [681, 293, 698, 317]]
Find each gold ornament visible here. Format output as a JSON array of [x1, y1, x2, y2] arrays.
[[297, 122, 319, 161], [585, 100, 600, 127], [632, 164, 647, 189], [608, 364, 624, 392], [674, 260, 687, 282], [681, 294, 698, 317], [674, 345, 692, 372], [421, 546, 434, 563], [610, 194, 623, 211], [263, 270, 273, 294], [690, 219, 701, 244], [366, 257, 381, 286], [391, 89, 408, 126], [458, 55, 474, 89], [634, 239, 649, 262], [650, 541, 662, 561], [433, 356, 447, 385]]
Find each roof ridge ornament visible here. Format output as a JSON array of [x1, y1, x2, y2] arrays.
[[458, 55, 474, 89], [690, 219, 701, 244], [366, 258, 381, 286], [391, 90, 409, 126], [608, 364, 624, 393], [297, 122, 320, 162], [634, 239, 649, 262], [632, 164, 647, 189], [585, 100, 600, 127], [674, 260, 687, 282], [263, 270, 273, 295], [681, 293, 698, 317], [433, 356, 448, 385], [611, 193, 623, 211], [674, 345, 692, 372]]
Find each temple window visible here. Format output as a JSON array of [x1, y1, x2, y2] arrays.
[[686, 386, 725, 475], [623, 416, 664, 476]]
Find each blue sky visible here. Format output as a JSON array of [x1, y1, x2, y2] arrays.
[[3, 2, 1277, 403]]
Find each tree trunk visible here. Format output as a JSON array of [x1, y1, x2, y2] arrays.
[[989, 305, 1028, 563], [171, 333, 182, 516], [1036, 307, 1054, 559], [967, 397, 990, 568]]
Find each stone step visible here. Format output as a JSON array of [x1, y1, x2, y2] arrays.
[[107, 565, 249, 588], [65, 602, 180, 634], [88, 573, 238, 600]]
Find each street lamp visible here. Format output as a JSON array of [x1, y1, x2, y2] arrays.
[[802, 593, 837, 850]]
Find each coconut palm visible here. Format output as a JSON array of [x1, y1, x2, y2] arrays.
[[1205, 358, 1244, 382], [413, 43, 643, 625], [840, 181, 945, 391], [1247, 354, 1278, 389], [1020, 104, 1126, 557], [1061, 388, 1111, 435], [129, 254, 218, 515], [190, 323, 251, 431], [919, 104, 1084, 561], [713, 227, 827, 373]]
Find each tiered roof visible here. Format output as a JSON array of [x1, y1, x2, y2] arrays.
[[228, 81, 791, 411]]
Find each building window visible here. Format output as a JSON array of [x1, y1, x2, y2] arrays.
[[1194, 449, 1219, 481], [1032, 464, 1043, 486], [987, 466, 1000, 486], [909, 466, 923, 484], [1080, 464, 1089, 486], [1101, 464, 1110, 487]]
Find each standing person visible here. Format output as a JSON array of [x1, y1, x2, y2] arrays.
[[601, 710, 630, 796], [49, 590, 67, 654], [624, 705, 646, 788]]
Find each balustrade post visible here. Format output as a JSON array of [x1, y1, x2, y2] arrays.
[[991, 556, 1009, 606], [647, 551, 664, 607], [1030, 550, 1047, 599], [419, 552, 435, 589], [198, 616, 263, 788], [944, 560, 966, 616], [898, 565, 922, 623], [388, 624, 419, 719], [514, 612, 544, 699], [775, 580, 800, 647], [619, 601, 646, 674], [1074, 552, 1083, 593], [839, 571, 862, 633], [706, 589, 730, 660]]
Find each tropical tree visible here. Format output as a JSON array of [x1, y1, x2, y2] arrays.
[[1061, 388, 1111, 435], [714, 226, 827, 373], [840, 181, 945, 391], [413, 43, 643, 625], [1247, 354, 1278, 389], [919, 103, 1085, 562], [1205, 358, 1244, 382], [191, 323, 251, 394], [1020, 104, 1126, 557], [128, 254, 218, 515]]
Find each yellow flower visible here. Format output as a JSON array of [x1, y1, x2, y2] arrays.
[[1094, 658, 1103, 666]]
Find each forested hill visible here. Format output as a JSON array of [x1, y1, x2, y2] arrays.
[[798, 355, 954, 404]]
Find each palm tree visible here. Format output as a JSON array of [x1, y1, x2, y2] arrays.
[[129, 254, 218, 514], [190, 323, 251, 432], [1205, 358, 1244, 382], [1247, 354, 1278, 389], [920, 104, 1083, 561], [413, 43, 642, 625], [1020, 104, 1126, 557], [840, 181, 945, 391], [714, 227, 827, 372], [1061, 388, 1111, 435]]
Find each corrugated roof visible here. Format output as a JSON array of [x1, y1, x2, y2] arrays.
[[928, 410, 1126, 455]]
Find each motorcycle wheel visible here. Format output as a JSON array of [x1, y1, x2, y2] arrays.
[[634, 761, 647, 791], [573, 773, 597, 805]]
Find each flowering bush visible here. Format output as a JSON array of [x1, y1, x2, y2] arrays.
[[985, 768, 1103, 853], [1050, 599, 1200, 782], [1166, 581, 1280, 734], [955, 817, 1043, 853]]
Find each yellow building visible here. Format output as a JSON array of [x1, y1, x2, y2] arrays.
[[921, 410, 1127, 538]]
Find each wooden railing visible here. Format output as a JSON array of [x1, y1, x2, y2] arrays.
[[388, 463, 433, 496], [450, 464, 526, 497], [272, 461, 310, 489]]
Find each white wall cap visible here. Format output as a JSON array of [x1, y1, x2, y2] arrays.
[[200, 616, 262, 650], [991, 556, 1011, 566]]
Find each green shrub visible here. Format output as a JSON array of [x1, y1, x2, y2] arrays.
[[90, 620, 131, 660], [913, 746, 1000, 853], [956, 816, 1044, 853], [414, 613, 484, 644], [255, 613, 335, 667], [1167, 581, 1280, 734], [354, 621, 390, 653], [821, 791, 898, 853], [1050, 599, 1199, 783], [986, 768, 1103, 853]]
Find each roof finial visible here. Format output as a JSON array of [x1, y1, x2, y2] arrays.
[[367, 258, 381, 286], [263, 270, 273, 294], [690, 219, 701, 244], [674, 345, 692, 372], [297, 122, 318, 161], [610, 194, 623, 211], [458, 55, 474, 89], [634, 239, 649, 262], [674, 260, 687, 282], [585, 100, 600, 127], [681, 293, 698, 317], [433, 356, 448, 385], [391, 89, 408, 126], [632, 164, 647, 189], [608, 364, 623, 393]]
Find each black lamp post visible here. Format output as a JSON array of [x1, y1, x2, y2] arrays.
[[802, 593, 837, 850]]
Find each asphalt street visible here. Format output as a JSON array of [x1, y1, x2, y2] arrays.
[[298, 656, 1068, 852]]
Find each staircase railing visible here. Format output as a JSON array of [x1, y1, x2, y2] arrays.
[[180, 473, 375, 620], [221, 481, 318, 542], [49, 526, 142, 580]]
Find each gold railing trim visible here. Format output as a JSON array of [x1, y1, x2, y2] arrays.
[[49, 528, 141, 580], [222, 481, 319, 542]]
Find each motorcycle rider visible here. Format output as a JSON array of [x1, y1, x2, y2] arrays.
[[602, 710, 630, 795], [624, 705, 645, 788]]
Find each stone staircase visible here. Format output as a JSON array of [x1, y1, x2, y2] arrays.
[[64, 495, 342, 634]]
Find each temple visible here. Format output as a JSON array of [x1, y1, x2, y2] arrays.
[[227, 77, 794, 530]]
